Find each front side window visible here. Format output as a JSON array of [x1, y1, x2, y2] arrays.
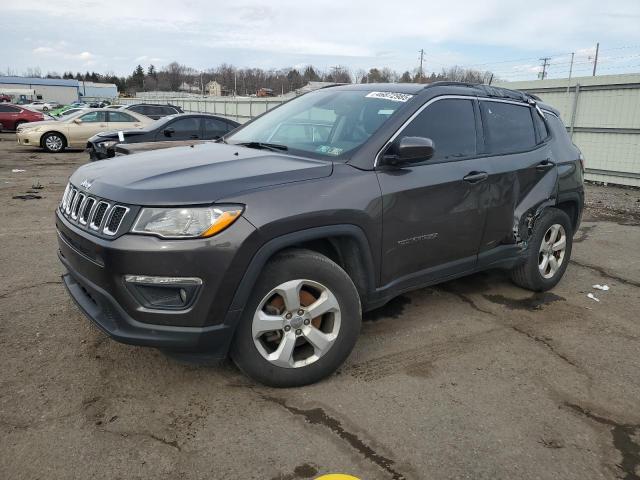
[[78, 111, 107, 123], [481, 101, 536, 154], [399, 98, 477, 161], [169, 117, 200, 132], [227, 89, 411, 158], [108, 111, 136, 122]]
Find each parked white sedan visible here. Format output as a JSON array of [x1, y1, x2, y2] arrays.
[[21, 101, 58, 112]]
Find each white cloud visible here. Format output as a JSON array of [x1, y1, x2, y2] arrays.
[[4, 0, 640, 75]]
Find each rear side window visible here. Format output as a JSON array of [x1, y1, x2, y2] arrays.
[[481, 101, 536, 154], [204, 117, 232, 138], [533, 111, 549, 142], [401, 98, 477, 160], [162, 106, 179, 115], [0, 105, 20, 113]]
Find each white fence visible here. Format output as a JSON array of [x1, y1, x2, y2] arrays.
[[496, 74, 640, 187], [117, 96, 286, 123]]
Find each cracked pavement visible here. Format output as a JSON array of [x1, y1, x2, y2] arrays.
[[1, 132, 639, 480]]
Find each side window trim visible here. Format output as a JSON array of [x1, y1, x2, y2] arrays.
[[374, 94, 479, 168]]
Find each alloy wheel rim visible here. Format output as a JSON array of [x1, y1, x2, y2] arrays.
[[46, 135, 63, 151], [252, 279, 341, 368], [538, 224, 567, 279]]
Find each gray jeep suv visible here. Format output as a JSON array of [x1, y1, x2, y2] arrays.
[[56, 82, 584, 387]]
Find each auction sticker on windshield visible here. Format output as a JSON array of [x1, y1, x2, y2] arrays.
[[365, 91, 414, 102]]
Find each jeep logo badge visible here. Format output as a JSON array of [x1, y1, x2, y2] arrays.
[[80, 179, 92, 189]]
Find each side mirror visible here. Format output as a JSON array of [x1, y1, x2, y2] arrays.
[[163, 127, 175, 137], [382, 136, 435, 166], [73, 118, 82, 124]]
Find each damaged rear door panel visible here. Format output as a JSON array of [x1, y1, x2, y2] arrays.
[[477, 99, 561, 253]]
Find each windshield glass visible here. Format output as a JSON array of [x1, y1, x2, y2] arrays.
[[226, 89, 412, 158]]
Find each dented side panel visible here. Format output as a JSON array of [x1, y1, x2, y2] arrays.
[[478, 144, 557, 251]]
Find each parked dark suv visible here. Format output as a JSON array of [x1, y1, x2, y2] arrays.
[[122, 103, 184, 120], [56, 82, 584, 387]]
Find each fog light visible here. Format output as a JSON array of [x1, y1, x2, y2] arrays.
[[124, 275, 202, 310]]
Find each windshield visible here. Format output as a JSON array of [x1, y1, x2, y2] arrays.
[[226, 89, 412, 158]]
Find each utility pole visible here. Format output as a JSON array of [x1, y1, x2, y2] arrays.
[[418, 49, 425, 82], [592, 42, 599, 76], [539, 57, 550, 80], [567, 52, 575, 93]]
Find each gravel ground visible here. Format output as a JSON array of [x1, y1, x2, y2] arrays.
[[1, 133, 639, 480]]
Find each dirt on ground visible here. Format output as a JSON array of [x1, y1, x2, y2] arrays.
[[1, 133, 639, 480]]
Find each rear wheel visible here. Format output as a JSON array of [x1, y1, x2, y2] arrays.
[[511, 208, 573, 291], [42, 132, 66, 153], [14, 121, 26, 131], [230, 249, 361, 387]]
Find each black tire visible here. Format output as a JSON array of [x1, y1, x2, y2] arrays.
[[42, 132, 66, 153], [230, 248, 361, 388], [511, 207, 573, 291]]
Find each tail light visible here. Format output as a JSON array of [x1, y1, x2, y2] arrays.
[[579, 152, 585, 172]]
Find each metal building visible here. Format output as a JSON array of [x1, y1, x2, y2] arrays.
[[496, 74, 640, 187], [0, 76, 80, 104], [78, 81, 118, 101]]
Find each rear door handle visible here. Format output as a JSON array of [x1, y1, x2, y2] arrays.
[[463, 171, 489, 183], [536, 159, 556, 171]]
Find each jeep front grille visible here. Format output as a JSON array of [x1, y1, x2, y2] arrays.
[[59, 183, 130, 237]]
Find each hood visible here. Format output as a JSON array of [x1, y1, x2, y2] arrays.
[[69, 142, 333, 206], [92, 128, 149, 140], [92, 129, 148, 141], [20, 119, 59, 128]]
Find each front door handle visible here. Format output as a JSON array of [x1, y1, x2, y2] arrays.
[[536, 159, 556, 171], [463, 171, 489, 183]]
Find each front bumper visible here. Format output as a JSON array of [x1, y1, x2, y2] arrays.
[[56, 209, 257, 354], [16, 130, 42, 146]]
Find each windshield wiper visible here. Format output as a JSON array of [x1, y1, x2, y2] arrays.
[[235, 141, 288, 152]]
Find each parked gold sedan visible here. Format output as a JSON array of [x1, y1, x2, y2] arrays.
[[16, 109, 153, 153]]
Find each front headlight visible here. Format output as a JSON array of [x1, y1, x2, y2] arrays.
[[19, 126, 40, 133], [98, 140, 119, 149], [131, 205, 243, 238]]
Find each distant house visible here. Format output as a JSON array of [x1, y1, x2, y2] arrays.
[[207, 80, 223, 97], [179, 81, 201, 93], [256, 87, 275, 97]]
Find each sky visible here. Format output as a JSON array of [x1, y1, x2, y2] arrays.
[[3, 0, 640, 81]]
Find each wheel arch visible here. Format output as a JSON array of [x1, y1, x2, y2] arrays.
[[225, 225, 376, 324], [554, 193, 583, 233]]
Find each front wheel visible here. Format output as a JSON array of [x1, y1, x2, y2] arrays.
[[230, 249, 361, 387], [42, 132, 66, 153], [511, 207, 573, 291]]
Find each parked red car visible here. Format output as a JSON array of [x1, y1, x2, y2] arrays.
[[0, 94, 11, 102], [0, 104, 45, 131]]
